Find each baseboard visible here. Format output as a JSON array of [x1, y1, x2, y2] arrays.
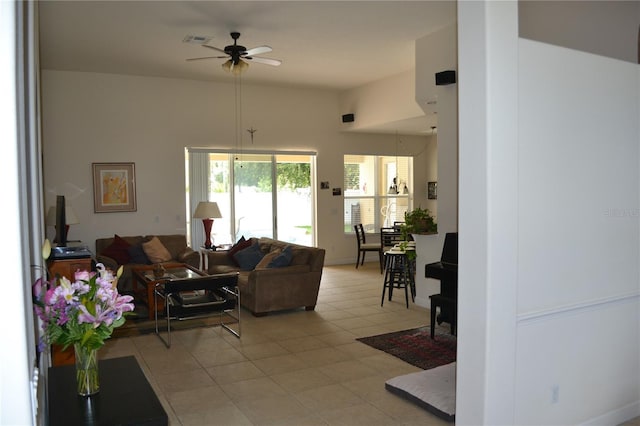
[[580, 400, 640, 426], [414, 295, 429, 308]]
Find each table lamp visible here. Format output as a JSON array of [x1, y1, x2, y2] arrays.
[[193, 201, 222, 249], [46, 205, 80, 243]]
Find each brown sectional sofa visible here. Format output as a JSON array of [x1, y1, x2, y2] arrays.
[[205, 237, 326, 316], [95, 234, 199, 293]]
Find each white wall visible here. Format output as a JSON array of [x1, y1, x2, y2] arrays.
[[457, 1, 640, 424], [413, 23, 459, 304], [514, 38, 640, 425], [519, 0, 640, 64], [41, 70, 432, 265], [339, 69, 427, 131]]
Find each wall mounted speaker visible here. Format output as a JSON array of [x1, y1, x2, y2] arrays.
[[342, 113, 355, 123], [435, 70, 456, 86]]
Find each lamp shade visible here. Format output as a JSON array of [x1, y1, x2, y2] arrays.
[[193, 201, 222, 219], [46, 205, 80, 225]]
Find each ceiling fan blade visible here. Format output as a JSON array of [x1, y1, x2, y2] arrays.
[[244, 45, 272, 56], [245, 56, 282, 67], [201, 44, 227, 54], [186, 56, 227, 62]]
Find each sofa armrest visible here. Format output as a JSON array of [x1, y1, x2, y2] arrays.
[[178, 248, 199, 269], [206, 251, 237, 267]]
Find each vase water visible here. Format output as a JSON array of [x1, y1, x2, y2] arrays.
[[74, 344, 100, 396]]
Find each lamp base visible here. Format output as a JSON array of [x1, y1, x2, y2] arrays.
[[202, 218, 214, 249]]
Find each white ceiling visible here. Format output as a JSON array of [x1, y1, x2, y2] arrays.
[[38, 1, 456, 133]]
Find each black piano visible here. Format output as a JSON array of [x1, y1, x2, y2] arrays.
[[425, 233, 458, 337]]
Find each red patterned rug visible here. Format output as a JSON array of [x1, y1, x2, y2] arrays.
[[357, 326, 456, 371]]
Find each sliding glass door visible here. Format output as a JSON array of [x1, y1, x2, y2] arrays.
[[275, 154, 313, 246], [234, 153, 274, 239], [188, 150, 315, 247]]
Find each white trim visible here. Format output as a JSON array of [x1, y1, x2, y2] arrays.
[[517, 292, 640, 325], [187, 147, 316, 156]]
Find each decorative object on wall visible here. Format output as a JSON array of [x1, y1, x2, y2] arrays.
[[193, 201, 222, 249], [320, 181, 330, 189], [333, 188, 342, 196], [247, 127, 257, 144], [428, 181, 438, 200], [92, 163, 136, 213]]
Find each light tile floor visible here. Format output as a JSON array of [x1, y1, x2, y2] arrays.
[[101, 262, 449, 425]]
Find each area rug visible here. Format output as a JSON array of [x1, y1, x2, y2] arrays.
[[356, 326, 456, 371]]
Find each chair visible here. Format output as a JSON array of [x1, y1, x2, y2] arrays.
[[381, 227, 405, 252], [154, 272, 240, 347], [354, 223, 383, 272], [425, 232, 458, 338], [381, 251, 415, 308]]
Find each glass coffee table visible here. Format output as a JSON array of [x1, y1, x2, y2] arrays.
[[132, 263, 206, 319]]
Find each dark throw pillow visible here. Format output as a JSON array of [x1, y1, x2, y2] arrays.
[[227, 236, 252, 266], [100, 234, 132, 265], [233, 242, 264, 271], [268, 245, 293, 268], [128, 244, 150, 264]]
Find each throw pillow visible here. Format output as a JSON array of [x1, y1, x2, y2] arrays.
[[233, 242, 264, 271], [142, 236, 172, 263], [254, 248, 282, 269], [100, 234, 132, 265], [227, 236, 252, 266], [128, 244, 150, 264], [268, 245, 293, 268]]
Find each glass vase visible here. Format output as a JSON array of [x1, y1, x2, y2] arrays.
[[74, 344, 100, 396]]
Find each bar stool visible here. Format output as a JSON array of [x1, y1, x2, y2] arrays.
[[381, 251, 415, 308]]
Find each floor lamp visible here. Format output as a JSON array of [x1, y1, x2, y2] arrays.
[[193, 201, 222, 249]]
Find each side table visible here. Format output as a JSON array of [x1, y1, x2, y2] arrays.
[[198, 245, 231, 271], [199, 246, 215, 271], [48, 355, 167, 426]]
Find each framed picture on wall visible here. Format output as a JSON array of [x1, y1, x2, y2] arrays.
[[427, 181, 438, 200], [92, 162, 137, 213]]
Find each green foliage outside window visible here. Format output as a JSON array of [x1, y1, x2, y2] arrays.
[[234, 162, 310, 191], [344, 164, 359, 190]]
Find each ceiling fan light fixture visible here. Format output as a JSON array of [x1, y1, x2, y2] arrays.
[[222, 58, 249, 75], [234, 60, 249, 75]]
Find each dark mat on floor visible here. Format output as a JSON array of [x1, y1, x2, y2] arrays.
[[356, 326, 456, 371], [386, 362, 456, 422]]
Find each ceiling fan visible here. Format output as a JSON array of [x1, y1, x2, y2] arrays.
[[187, 32, 282, 74]]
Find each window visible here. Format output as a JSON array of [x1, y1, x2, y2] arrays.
[[344, 154, 413, 233], [187, 149, 316, 247]]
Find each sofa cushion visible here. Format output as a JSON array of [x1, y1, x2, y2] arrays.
[[255, 248, 281, 269], [142, 236, 172, 263], [128, 244, 150, 264], [233, 242, 264, 271], [268, 245, 293, 268], [155, 235, 188, 260], [100, 234, 132, 265]]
